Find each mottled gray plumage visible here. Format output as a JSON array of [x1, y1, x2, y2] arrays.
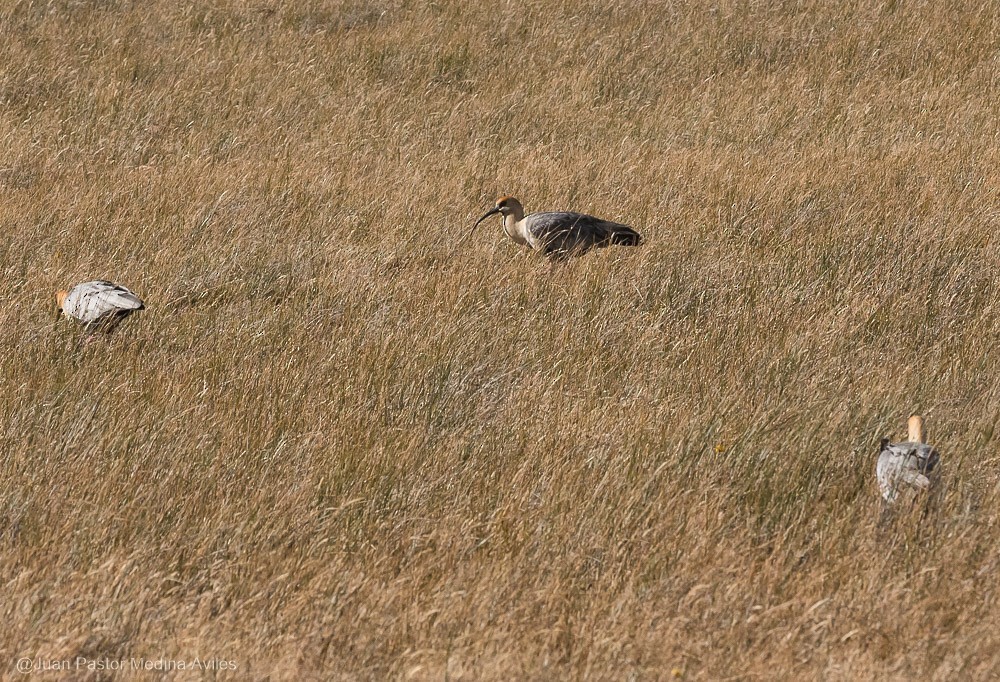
[[521, 211, 642, 255], [876, 438, 939, 504], [57, 280, 144, 334], [469, 196, 642, 258]]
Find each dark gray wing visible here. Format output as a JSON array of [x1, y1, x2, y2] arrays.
[[525, 212, 642, 255]]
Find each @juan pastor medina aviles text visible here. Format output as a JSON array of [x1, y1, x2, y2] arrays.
[[16, 656, 238, 673]]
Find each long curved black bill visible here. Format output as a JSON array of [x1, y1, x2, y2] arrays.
[[458, 206, 501, 246]]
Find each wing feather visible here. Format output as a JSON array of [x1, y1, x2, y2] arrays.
[[876, 440, 939, 502], [64, 280, 144, 324], [525, 212, 641, 254]]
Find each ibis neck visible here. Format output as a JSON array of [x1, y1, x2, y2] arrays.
[[502, 213, 529, 245]]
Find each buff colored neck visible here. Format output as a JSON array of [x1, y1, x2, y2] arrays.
[[503, 213, 529, 245]]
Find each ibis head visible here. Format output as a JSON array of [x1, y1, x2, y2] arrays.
[[468, 196, 524, 238]]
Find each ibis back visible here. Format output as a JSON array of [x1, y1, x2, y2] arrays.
[[522, 211, 642, 256], [876, 439, 939, 503], [62, 280, 144, 332]]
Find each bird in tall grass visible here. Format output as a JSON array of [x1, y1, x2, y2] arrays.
[[56, 280, 145, 338], [466, 196, 642, 258], [876, 415, 940, 504]]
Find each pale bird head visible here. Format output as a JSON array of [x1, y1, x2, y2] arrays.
[[492, 195, 523, 217], [463, 196, 524, 244], [476, 195, 523, 223], [55, 289, 68, 322]]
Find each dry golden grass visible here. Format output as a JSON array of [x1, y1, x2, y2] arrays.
[[3, 0, 1000, 679]]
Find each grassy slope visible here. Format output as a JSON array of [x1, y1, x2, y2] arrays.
[[2, 0, 1000, 678]]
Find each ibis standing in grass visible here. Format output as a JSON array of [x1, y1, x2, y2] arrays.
[[876, 415, 940, 504], [56, 280, 145, 338], [467, 196, 643, 258]]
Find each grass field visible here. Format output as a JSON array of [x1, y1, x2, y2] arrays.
[[3, 0, 1000, 679]]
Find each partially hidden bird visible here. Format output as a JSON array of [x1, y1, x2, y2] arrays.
[[56, 280, 145, 337], [467, 196, 642, 258], [876, 415, 940, 504]]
